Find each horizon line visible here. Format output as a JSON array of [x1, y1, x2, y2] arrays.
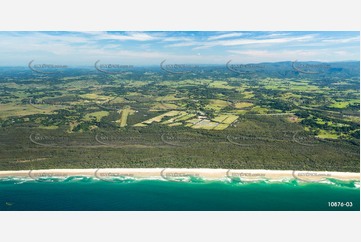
[[0, 60, 360, 68]]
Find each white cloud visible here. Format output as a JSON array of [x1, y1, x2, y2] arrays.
[[322, 36, 360, 44], [194, 35, 316, 50], [166, 41, 201, 47], [227, 48, 359, 62], [162, 36, 194, 42], [91, 32, 157, 41], [207, 33, 244, 40]]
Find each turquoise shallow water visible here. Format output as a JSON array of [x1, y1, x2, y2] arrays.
[[0, 177, 359, 211]]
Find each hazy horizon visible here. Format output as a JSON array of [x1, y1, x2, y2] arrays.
[[0, 60, 359, 68]]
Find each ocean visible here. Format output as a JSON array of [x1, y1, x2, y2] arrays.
[[0, 177, 359, 211]]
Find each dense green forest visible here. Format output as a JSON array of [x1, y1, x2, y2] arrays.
[[0, 62, 359, 171]]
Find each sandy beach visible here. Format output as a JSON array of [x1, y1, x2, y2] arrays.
[[0, 168, 359, 182]]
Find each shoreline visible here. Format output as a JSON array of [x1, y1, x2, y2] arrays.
[[0, 168, 359, 183]]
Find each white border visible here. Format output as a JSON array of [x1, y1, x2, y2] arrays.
[[1, 212, 361, 241], [0, 0, 360, 241], [0, 0, 360, 30]]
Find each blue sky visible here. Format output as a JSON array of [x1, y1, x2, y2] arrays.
[[0, 31, 359, 66]]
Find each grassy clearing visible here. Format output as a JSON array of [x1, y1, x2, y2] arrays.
[[212, 114, 228, 123], [67, 121, 79, 133], [83, 111, 109, 122], [39, 125, 59, 130], [80, 93, 110, 101], [315, 118, 326, 124], [140, 111, 181, 125], [251, 106, 269, 114], [280, 92, 302, 101], [118, 107, 135, 127], [317, 130, 339, 139], [124, 81, 148, 87], [344, 116, 360, 123], [175, 114, 195, 122], [205, 99, 230, 111], [186, 118, 202, 125], [243, 91, 254, 99], [209, 81, 233, 89], [234, 102, 253, 109], [221, 115, 238, 124], [151, 102, 179, 110], [168, 122, 182, 127], [156, 94, 183, 101], [233, 110, 248, 115], [161, 111, 188, 124], [109, 97, 126, 104], [329, 101, 349, 109], [330, 100, 360, 109], [133, 123, 147, 127], [213, 123, 229, 130], [0, 104, 57, 119]]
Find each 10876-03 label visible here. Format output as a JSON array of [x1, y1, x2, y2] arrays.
[[328, 202, 353, 207]]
